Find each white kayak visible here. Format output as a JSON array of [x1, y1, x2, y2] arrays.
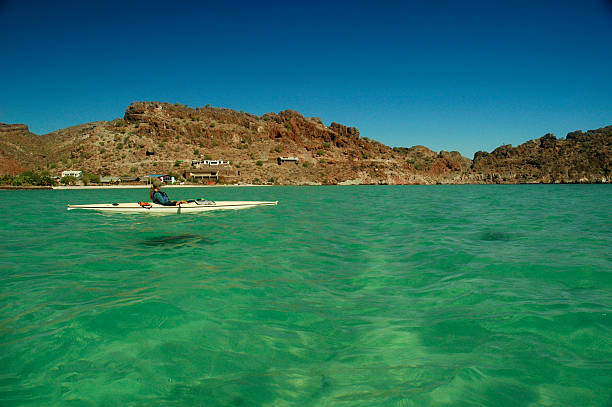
[[67, 200, 278, 213]]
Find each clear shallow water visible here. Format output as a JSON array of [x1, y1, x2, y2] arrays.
[[0, 185, 611, 406]]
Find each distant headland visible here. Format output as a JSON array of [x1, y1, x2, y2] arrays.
[[1, 102, 610, 186]]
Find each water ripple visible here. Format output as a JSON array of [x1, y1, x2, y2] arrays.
[[0, 185, 610, 406]]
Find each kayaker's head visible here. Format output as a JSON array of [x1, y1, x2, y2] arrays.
[[149, 178, 162, 200]]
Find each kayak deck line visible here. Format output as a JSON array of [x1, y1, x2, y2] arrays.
[[67, 201, 278, 213]]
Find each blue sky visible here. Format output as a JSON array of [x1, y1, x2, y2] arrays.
[[1, 0, 611, 157]]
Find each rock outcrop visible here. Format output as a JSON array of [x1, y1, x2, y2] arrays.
[[1, 103, 610, 184], [0, 123, 31, 137], [471, 127, 612, 183], [0, 123, 44, 175]]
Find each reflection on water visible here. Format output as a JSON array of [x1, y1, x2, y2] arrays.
[[478, 230, 518, 241], [141, 233, 216, 247]]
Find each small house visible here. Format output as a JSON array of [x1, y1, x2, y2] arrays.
[[100, 176, 120, 184], [277, 157, 299, 165], [119, 176, 140, 183], [185, 171, 218, 181], [191, 159, 230, 168], [61, 170, 82, 178], [146, 174, 175, 184]]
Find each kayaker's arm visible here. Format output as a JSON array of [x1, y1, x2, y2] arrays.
[[152, 190, 187, 206]]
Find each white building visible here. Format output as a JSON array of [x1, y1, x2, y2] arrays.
[[191, 159, 230, 168], [277, 157, 299, 165], [146, 174, 175, 184], [61, 170, 82, 178]]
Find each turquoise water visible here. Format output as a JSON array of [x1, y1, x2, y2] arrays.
[[0, 185, 611, 406]]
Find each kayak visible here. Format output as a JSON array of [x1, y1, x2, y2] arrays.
[[67, 200, 278, 213]]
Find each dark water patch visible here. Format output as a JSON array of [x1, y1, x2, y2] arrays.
[[478, 231, 518, 242], [141, 234, 216, 248]]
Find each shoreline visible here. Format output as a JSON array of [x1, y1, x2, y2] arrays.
[[0, 182, 608, 191], [0, 185, 54, 190], [0, 184, 263, 190], [52, 184, 267, 190]]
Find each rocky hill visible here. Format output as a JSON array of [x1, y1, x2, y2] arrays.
[[1, 102, 610, 184], [0, 123, 45, 174], [471, 127, 612, 183]]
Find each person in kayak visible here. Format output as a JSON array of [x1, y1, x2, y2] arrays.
[[149, 179, 187, 206]]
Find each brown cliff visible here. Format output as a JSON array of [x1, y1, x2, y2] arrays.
[[471, 127, 612, 183], [1, 102, 610, 184], [0, 123, 45, 174]]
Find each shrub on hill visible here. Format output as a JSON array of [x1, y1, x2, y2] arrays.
[[60, 175, 79, 185], [81, 173, 100, 185], [0, 171, 57, 186]]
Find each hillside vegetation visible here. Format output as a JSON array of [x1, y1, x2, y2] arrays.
[[1, 102, 610, 184]]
